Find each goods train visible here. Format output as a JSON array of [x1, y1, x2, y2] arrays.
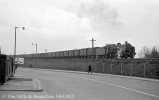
[[21, 41, 136, 59]]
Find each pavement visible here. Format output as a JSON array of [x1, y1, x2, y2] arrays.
[[0, 74, 43, 91], [0, 71, 44, 100]]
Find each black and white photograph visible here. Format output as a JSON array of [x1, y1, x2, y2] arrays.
[[0, 0, 159, 100]]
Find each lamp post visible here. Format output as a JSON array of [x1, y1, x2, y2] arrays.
[[14, 26, 25, 73], [24, 52, 26, 59], [0, 47, 1, 54], [32, 43, 37, 67], [14, 27, 25, 58]]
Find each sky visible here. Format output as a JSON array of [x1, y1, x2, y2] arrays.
[[0, 0, 159, 57]]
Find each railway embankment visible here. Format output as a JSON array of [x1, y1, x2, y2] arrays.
[[21, 58, 159, 79]]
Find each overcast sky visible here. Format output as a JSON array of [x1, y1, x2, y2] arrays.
[[0, 0, 159, 57]]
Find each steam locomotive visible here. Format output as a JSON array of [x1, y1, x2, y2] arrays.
[[23, 41, 136, 59], [94, 41, 136, 59]]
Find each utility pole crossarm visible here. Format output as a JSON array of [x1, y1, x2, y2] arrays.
[[90, 38, 96, 48]]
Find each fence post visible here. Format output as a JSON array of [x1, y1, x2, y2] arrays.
[[131, 63, 133, 76], [111, 63, 113, 73], [95, 64, 97, 73], [103, 63, 105, 73], [143, 63, 146, 77], [72, 58, 73, 71], [72, 64, 73, 71], [121, 63, 123, 75], [77, 65, 79, 71]]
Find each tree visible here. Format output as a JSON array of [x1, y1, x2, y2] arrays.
[[138, 46, 159, 58], [138, 46, 150, 58], [149, 46, 159, 58]]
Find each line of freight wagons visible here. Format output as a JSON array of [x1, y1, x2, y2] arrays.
[[18, 42, 136, 59]]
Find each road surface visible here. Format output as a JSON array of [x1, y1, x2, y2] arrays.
[[3, 67, 159, 100]]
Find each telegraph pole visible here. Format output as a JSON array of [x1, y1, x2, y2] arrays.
[[45, 49, 47, 53], [90, 38, 96, 58], [90, 38, 96, 73]]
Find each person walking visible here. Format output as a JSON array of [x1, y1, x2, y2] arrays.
[[88, 64, 92, 74]]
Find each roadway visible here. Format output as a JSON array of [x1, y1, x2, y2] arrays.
[[7, 67, 159, 100]]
